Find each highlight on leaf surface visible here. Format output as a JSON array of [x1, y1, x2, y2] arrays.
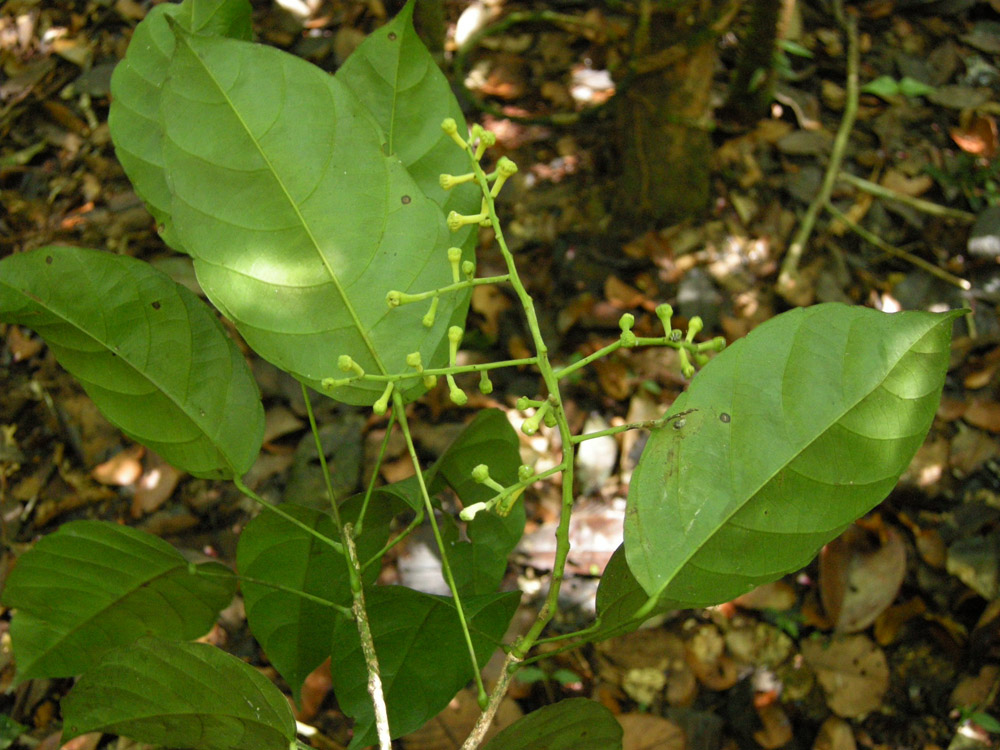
[[623, 304, 960, 606]]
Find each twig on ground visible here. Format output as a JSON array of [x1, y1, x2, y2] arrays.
[[836, 172, 977, 223], [825, 202, 971, 290], [778, 1, 858, 303]]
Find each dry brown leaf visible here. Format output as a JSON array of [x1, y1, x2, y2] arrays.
[[950, 113, 999, 159], [753, 702, 793, 749], [950, 427, 1000, 477], [937, 395, 968, 421], [964, 398, 1000, 433], [594, 359, 630, 401], [964, 362, 999, 390], [472, 284, 512, 339], [296, 658, 331, 722], [131, 455, 183, 517], [618, 713, 686, 750], [6, 326, 43, 361], [733, 580, 797, 612], [92, 444, 145, 486], [605, 275, 647, 309], [801, 634, 889, 718], [873, 597, 927, 646], [880, 169, 933, 197], [403, 688, 521, 750], [262, 406, 304, 444], [950, 664, 1000, 708], [813, 716, 857, 750], [819, 525, 906, 633]]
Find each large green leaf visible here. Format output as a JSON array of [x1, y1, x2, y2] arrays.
[[330, 586, 519, 748], [61, 636, 295, 750], [2, 521, 235, 682], [158, 30, 464, 405], [109, 0, 252, 250], [430, 409, 525, 595], [236, 498, 397, 702], [591, 544, 672, 641], [480, 699, 623, 750], [336, 0, 479, 217], [0, 246, 263, 478], [625, 304, 960, 603]]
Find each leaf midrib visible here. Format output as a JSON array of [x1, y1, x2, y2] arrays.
[[176, 32, 386, 375]]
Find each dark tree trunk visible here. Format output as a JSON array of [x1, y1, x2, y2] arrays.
[[719, 0, 783, 127], [612, 0, 738, 229]]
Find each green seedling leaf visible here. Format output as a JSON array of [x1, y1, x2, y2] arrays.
[[0, 246, 263, 478], [2, 521, 235, 682], [897, 76, 936, 98], [432, 409, 525, 594], [337, 0, 479, 217], [625, 303, 960, 605], [480, 698, 623, 750], [159, 31, 463, 406], [0, 715, 28, 750], [109, 0, 252, 250], [861, 75, 901, 99], [61, 636, 295, 750], [330, 586, 519, 748], [237, 497, 397, 702]]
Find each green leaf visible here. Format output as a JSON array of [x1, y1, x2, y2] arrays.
[[480, 699, 623, 750], [591, 544, 672, 640], [431, 409, 525, 594], [336, 0, 479, 217], [61, 636, 295, 750], [897, 76, 936, 98], [861, 75, 901, 99], [2, 521, 235, 682], [237, 498, 396, 701], [158, 30, 464, 406], [109, 0, 252, 250], [0, 715, 28, 750], [0, 246, 263, 479], [330, 586, 519, 748], [625, 304, 960, 604]]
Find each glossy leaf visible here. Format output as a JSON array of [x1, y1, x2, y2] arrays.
[[480, 698, 623, 750], [62, 636, 295, 750], [330, 586, 520, 748], [591, 545, 673, 641], [158, 31, 462, 405], [237, 498, 397, 702], [0, 246, 263, 478], [336, 0, 479, 216], [2, 521, 235, 682], [625, 304, 960, 604], [109, 0, 252, 250]]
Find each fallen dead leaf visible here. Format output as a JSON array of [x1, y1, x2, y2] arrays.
[[91, 444, 144, 486], [950, 664, 1000, 709], [403, 687, 521, 750], [951, 113, 999, 159], [605, 275, 647, 309], [296, 658, 331, 723], [950, 426, 1000, 477], [753, 702, 793, 749], [873, 597, 927, 646], [801, 634, 890, 718], [732, 580, 797, 612], [131, 454, 184, 517], [813, 716, 857, 750], [819, 524, 906, 633], [964, 398, 1000, 433], [618, 713, 685, 750], [6, 326, 43, 361]]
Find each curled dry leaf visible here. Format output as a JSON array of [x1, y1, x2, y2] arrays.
[[801, 634, 890, 718], [819, 524, 906, 633], [91, 444, 145, 486], [964, 398, 1000, 433], [754, 702, 793, 749]]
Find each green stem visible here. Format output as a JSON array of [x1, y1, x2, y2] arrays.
[[301, 383, 346, 534], [361, 508, 424, 572], [233, 477, 344, 556], [392, 391, 488, 707], [355, 409, 397, 536], [571, 409, 695, 444], [393, 274, 510, 304]]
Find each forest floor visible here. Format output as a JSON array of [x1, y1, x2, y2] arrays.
[[2, 1, 1000, 749]]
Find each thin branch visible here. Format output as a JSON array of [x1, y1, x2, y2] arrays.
[[825, 201, 971, 290], [778, 3, 858, 300], [344, 523, 392, 750], [836, 172, 977, 223], [460, 650, 523, 750]]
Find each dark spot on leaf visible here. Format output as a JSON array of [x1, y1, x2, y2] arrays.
[[719, 412, 731, 423], [45, 255, 53, 264], [151, 300, 161, 310], [388, 32, 397, 41], [673, 418, 686, 430], [401, 195, 411, 204], [156, 224, 165, 234]]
